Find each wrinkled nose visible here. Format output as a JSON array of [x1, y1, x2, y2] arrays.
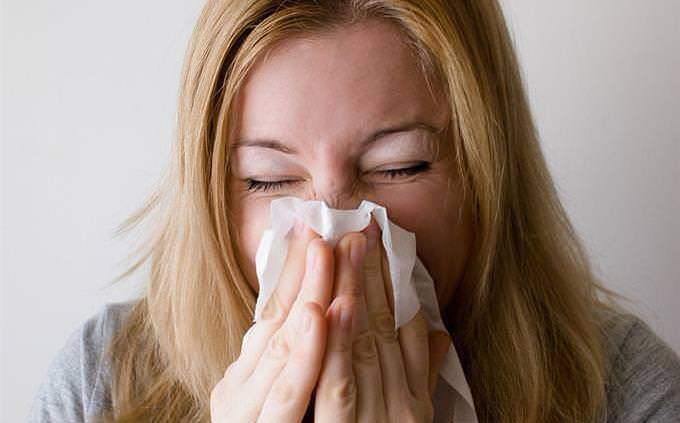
[[310, 170, 362, 210]]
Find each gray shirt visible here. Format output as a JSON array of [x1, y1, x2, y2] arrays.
[[29, 300, 680, 422]]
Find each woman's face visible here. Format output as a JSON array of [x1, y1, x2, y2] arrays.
[[229, 20, 474, 309]]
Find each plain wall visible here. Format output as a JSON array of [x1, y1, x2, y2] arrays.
[[499, 0, 679, 351], [1, 1, 678, 421]]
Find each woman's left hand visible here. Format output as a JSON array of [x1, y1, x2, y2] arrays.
[[314, 222, 452, 422]]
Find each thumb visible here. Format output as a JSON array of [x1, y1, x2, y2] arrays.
[[428, 330, 451, 396]]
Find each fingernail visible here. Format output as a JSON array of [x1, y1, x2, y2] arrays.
[[349, 236, 366, 268], [298, 306, 313, 333], [364, 222, 379, 251]]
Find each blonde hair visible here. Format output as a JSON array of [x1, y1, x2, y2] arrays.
[[103, 0, 615, 421]]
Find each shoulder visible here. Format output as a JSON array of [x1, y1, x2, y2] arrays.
[[29, 299, 139, 423], [598, 307, 680, 422]]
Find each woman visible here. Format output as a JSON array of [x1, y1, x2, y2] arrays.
[[30, 0, 680, 422]]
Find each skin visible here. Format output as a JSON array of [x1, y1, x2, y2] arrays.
[[213, 19, 475, 422]]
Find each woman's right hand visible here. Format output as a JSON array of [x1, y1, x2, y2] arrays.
[[210, 222, 335, 422]]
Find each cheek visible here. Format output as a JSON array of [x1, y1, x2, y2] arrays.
[[231, 196, 272, 291], [372, 180, 473, 306]]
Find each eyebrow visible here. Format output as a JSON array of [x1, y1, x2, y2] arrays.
[[231, 121, 443, 155]]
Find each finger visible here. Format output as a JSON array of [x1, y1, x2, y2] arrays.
[[236, 221, 319, 380], [361, 220, 393, 313], [360, 221, 409, 419], [283, 237, 334, 338], [333, 229, 389, 421], [296, 237, 334, 308], [398, 310, 430, 400], [428, 331, 451, 396], [238, 330, 292, 420], [236, 223, 319, 378], [332, 232, 365, 300], [315, 297, 356, 421], [352, 304, 387, 422], [259, 221, 319, 323], [257, 302, 327, 423], [228, 320, 281, 382]]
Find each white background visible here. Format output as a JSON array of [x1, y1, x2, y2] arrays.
[[1, 1, 678, 421]]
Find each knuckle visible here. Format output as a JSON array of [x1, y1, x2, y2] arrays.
[[352, 331, 378, 363], [330, 333, 352, 353], [343, 281, 362, 299], [260, 291, 289, 324], [264, 331, 289, 360], [327, 301, 354, 353], [411, 313, 429, 343], [271, 379, 296, 404], [369, 308, 397, 343], [363, 252, 382, 278], [329, 377, 356, 403]]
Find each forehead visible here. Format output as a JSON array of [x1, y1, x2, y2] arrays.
[[233, 19, 447, 143]]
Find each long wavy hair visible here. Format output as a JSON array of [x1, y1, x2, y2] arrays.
[[101, 0, 616, 421]]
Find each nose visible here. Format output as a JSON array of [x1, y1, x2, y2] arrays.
[[309, 168, 362, 210]]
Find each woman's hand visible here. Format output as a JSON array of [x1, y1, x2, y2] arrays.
[[210, 222, 335, 422], [315, 222, 452, 422]]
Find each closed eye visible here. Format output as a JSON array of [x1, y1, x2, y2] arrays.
[[244, 161, 431, 193], [376, 161, 431, 179], [244, 179, 298, 192]]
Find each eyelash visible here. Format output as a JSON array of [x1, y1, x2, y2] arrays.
[[245, 161, 431, 193]]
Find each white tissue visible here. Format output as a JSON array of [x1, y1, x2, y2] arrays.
[[253, 197, 477, 421]]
